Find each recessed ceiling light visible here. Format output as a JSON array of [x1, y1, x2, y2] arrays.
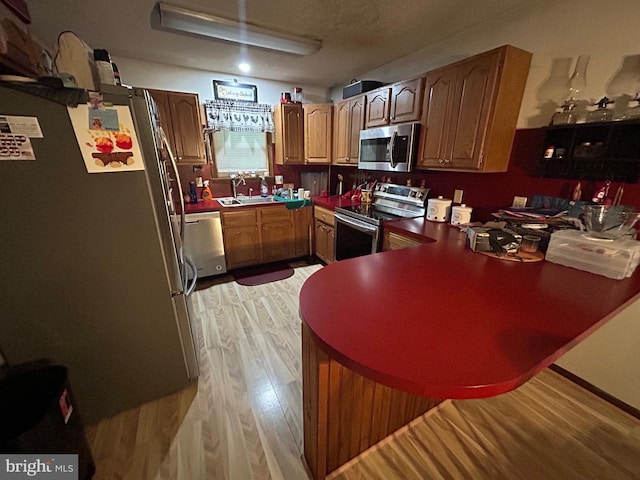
[[238, 62, 251, 73]]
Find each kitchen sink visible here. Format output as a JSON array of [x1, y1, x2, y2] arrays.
[[216, 196, 278, 207]]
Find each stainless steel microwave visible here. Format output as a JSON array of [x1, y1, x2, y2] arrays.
[[358, 122, 421, 172]]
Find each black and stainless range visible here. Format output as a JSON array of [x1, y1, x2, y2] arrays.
[[334, 183, 430, 261]]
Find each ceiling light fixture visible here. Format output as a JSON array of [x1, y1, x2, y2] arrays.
[[157, 2, 322, 56], [238, 62, 251, 73]]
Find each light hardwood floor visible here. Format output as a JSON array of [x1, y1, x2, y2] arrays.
[[86, 263, 640, 479]]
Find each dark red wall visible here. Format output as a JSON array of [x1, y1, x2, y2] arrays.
[[332, 128, 640, 222], [179, 128, 640, 217]]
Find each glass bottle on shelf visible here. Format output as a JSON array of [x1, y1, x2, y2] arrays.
[[624, 95, 640, 119], [586, 96, 615, 122], [550, 55, 589, 125]]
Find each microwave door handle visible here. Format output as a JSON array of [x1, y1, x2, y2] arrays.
[[389, 131, 398, 168]]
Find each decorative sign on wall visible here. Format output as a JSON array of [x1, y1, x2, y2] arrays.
[[213, 80, 258, 103]]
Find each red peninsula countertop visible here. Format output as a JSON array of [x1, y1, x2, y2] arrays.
[[299, 218, 640, 400]]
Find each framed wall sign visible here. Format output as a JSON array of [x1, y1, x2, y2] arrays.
[[213, 80, 258, 103]]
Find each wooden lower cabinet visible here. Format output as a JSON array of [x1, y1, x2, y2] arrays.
[[260, 207, 294, 264], [293, 206, 313, 257], [221, 209, 261, 269], [382, 230, 425, 251], [222, 205, 312, 269], [313, 206, 335, 264], [302, 323, 443, 480]]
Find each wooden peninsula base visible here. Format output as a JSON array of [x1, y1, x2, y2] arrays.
[[302, 323, 443, 480]]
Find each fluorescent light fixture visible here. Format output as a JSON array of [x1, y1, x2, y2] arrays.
[[238, 62, 251, 73], [158, 2, 321, 56]]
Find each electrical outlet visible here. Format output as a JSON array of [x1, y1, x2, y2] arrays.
[[453, 189, 464, 204], [512, 196, 528, 208]]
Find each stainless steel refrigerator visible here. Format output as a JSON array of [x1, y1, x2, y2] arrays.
[[0, 82, 199, 423]]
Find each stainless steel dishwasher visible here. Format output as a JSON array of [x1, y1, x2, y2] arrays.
[[184, 211, 227, 277]]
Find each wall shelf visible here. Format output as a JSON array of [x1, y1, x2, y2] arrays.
[[539, 120, 640, 183]]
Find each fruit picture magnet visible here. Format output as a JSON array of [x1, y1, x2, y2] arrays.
[[68, 103, 145, 173]]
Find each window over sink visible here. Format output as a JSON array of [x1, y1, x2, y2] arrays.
[[210, 130, 271, 177]]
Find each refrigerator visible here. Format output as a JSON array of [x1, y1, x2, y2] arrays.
[[0, 82, 199, 423]]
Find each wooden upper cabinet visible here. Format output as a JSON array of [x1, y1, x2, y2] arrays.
[[365, 88, 391, 128], [148, 89, 206, 164], [389, 77, 424, 124], [417, 45, 532, 172], [333, 95, 365, 165], [420, 67, 458, 168], [333, 100, 350, 164], [304, 104, 332, 164], [274, 103, 304, 165]]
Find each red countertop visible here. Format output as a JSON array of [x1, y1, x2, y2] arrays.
[[182, 195, 357, 214], [183, 200, 223, 214], [311, 195, 360, 210], [299, 218, 640, 400]]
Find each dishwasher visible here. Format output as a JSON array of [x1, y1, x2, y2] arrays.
[[184, 211, 227, 277]]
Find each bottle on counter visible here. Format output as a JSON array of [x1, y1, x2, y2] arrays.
[[201, 180, 213, 201], [189, 182, 198, 203], [260, 177, 269, 197]]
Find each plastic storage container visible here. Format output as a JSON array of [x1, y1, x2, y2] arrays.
[[545, 229, 640, 279]]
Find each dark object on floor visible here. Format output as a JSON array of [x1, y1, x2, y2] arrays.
[[0, 360, 96, 479], [233, 262, 294, 286]]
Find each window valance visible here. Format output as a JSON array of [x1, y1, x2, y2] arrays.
[[204, 100, 274, 133]]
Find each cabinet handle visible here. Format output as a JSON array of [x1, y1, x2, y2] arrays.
[[438, 158, 444, 164], [444, 158, 450, 164]]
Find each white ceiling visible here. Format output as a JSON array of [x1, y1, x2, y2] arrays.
[[25, 0, 529, 89]]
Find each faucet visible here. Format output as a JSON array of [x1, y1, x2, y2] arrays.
[[248, 187, 253, 198], [232, 177, 246, 198]]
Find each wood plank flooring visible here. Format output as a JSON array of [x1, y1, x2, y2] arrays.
[[85, 262, 640, 479]]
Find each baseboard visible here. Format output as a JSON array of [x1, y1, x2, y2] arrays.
[[550, 364, 640, 420]]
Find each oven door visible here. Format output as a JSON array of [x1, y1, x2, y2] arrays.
[[334, 212, 380, 261]]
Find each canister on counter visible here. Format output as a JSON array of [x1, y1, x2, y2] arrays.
[[451, 204, 473, 225], [426, 196, 452, 222]]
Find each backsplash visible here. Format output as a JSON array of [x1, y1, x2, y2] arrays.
[[178, 129, 639, 219]]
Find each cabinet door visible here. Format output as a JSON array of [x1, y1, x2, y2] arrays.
[[304, 104, 332, 164], [365, 88, 391, 128], [348, 95, 366, 163], [260, 206, 294, 263], [418, 68, 457, 168], [223, 225, 261, 269], [275, 103, 304, 164], [148, 91, 175, 151], [382, 231, 424, 251], [292, 206, 312, 257], [168, 92, 206, 164], [222, 210, 261, 269], [447, 52, 499, 170], [390, 77, 424, 124], [148, 90, 205, 165], [314, 220, 335, 264], [333, 100, 351, 165]]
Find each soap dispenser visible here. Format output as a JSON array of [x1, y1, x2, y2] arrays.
[[260, 176, 269, 197]]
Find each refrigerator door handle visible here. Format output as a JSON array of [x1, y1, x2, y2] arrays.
[[184, 255, 198, 296], [160, 127, 185, 245]]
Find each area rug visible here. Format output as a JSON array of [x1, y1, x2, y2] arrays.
[[233, 262, 294, 286]]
